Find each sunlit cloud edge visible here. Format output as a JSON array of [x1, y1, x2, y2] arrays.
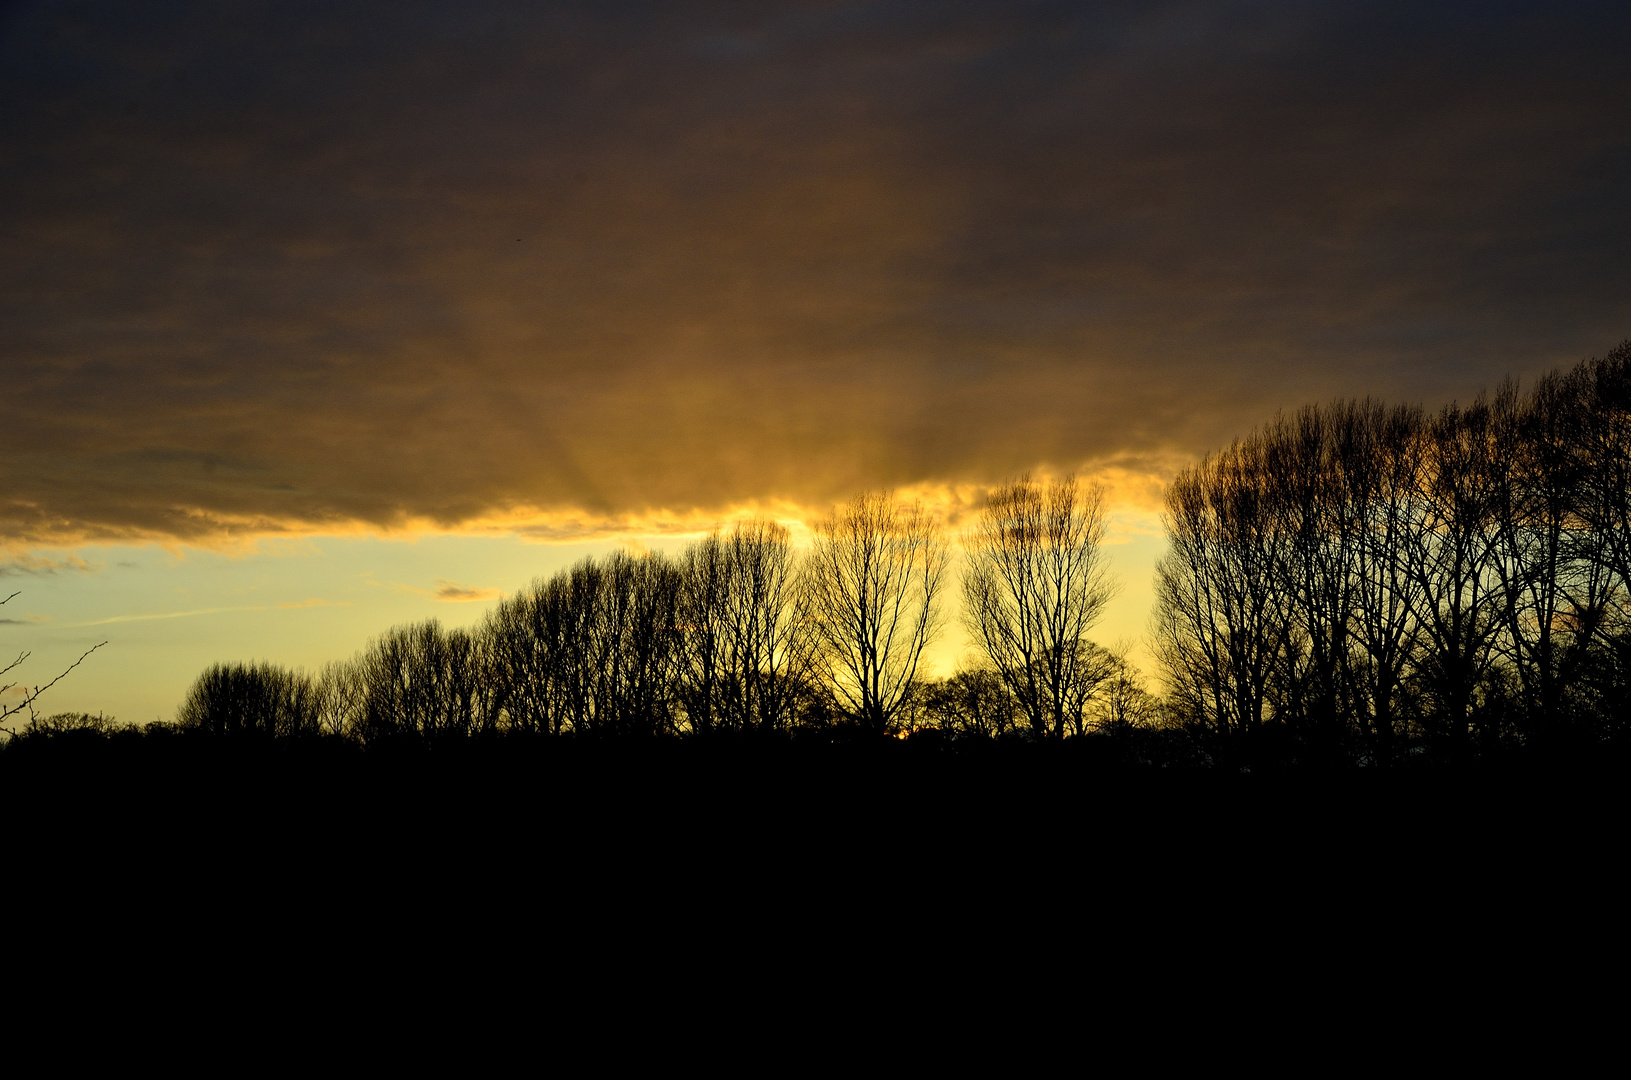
[[4, 454, 1185, 559]]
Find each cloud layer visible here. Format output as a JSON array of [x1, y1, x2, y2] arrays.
[[4, 1, 1629, 542]]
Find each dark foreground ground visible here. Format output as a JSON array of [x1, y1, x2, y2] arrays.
[[5, 731, 1626, 1020], [6, 731, 1624, 888]]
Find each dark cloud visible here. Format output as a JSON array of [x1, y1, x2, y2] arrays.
[[3, 1, 1629, 540]]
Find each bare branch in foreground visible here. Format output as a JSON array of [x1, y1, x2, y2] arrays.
[[0, 640, 108, 727]]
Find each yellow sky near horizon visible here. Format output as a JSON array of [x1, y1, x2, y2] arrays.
[[0, 493, 1167, 726]]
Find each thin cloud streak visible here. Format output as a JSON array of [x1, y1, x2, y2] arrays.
[[68, 606, 269, 627]]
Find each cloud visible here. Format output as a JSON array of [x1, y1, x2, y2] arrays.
[[373, 577, 500, 602], [0, 553, 97, 577], [433, 581, 501, 603], [2, 2, 1628, 545]]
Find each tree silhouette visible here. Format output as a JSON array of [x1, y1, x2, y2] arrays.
[[962, 475, 1117, 739], [178, 661, 321, 737], [317, 621, 489, 743], [799, 492, 949, 734], [916, 665, 1020, 739], [1154, 437, 1295, 760], [1153, 339, 1631, 763], [678, 519, 807, 734]]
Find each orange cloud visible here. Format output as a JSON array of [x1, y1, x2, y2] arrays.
[[433, 581, 502, 604]]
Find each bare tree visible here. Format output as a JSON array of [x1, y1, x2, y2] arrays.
[[1568, 341, 1631, 728], [678, 519, 806, 733], [678, 531, 733, 734], [963, 475, 1118, 739], [1575, 342, 1631, 600], [1400, 393, 1513, 753], [723, 519, 808, 731], [800, 492, 949, 734], [1337, 400, 1429, 763], [1090, 645, 1161, 730], [1485, 372, 1606, 743], [1262, 407, 1351, 742], [1154, 439, 1300, 756], [324, 620, 489, 743], [483, 571, 576, 736], [317, 657, 365, 739], [918, 665, 1019, 739], [178, 661, 322, 737], [604, 549, 683, 737]]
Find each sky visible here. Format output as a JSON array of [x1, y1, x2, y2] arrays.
[[3, 1, 1630, 722]]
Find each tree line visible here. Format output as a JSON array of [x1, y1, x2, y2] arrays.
[[171, 482, 1150, 746], [129, 339, 1631, 766], [1155, 341, 1631, 765]]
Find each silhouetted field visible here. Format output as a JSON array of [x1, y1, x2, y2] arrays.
[[6, 723, 1624, 839], [6, 724, 1622, 956]]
